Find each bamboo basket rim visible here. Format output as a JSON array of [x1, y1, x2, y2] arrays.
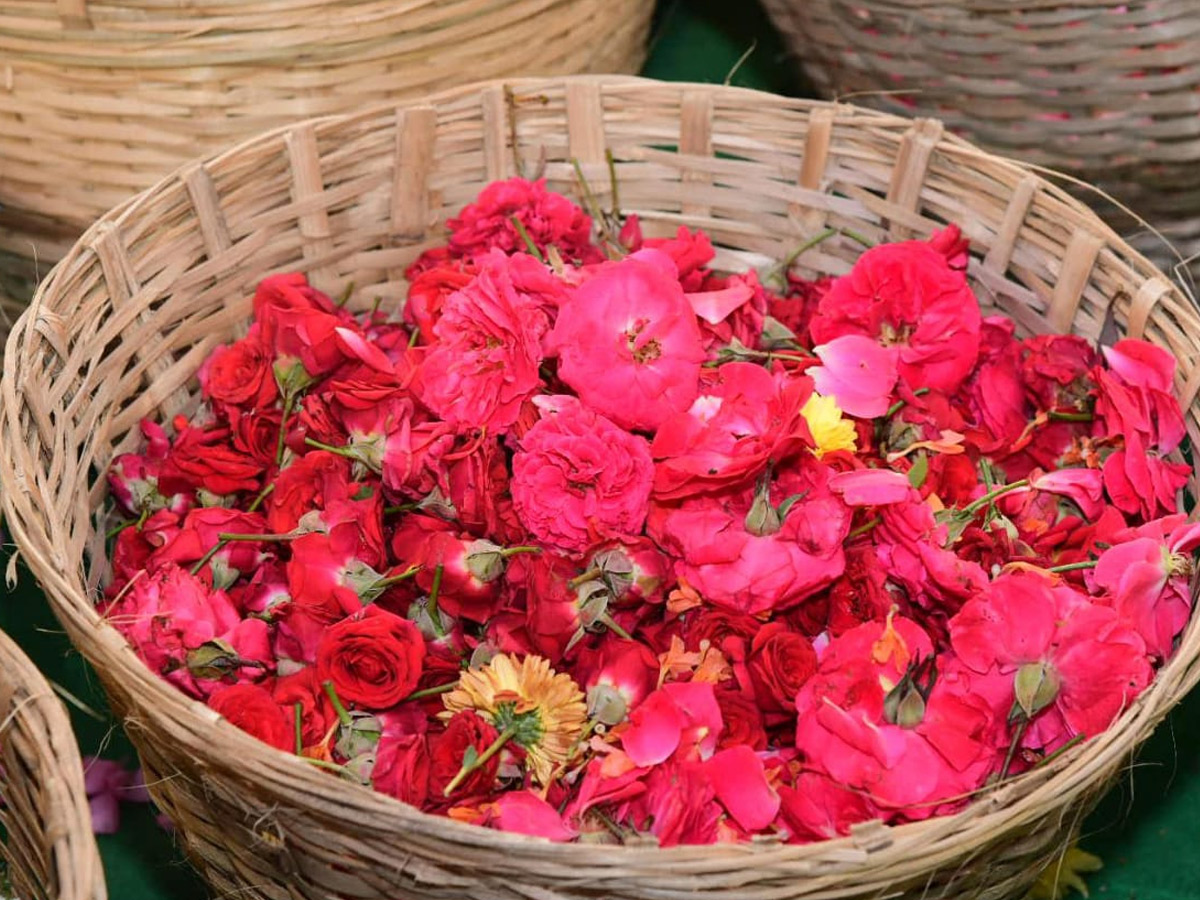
[[4, 74, 1200, 892]]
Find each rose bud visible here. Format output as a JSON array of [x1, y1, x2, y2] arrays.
[[586, 539, 671, 607]]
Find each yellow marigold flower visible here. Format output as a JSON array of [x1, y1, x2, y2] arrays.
[[801, 392, 857, 458], [442, 653, 587, 786]]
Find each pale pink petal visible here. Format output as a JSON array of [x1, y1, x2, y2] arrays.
[[705, 746, 780, 831], [1029, 468, 1106, 519], [810, 335, 899, 418], [686, 285, 754, 325], [828, 469, 913, 506], [334, 326, 393, 372], [1102, 339, 1175, 393]]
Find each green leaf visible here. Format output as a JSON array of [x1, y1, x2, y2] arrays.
[[907, 452, 929, 490]]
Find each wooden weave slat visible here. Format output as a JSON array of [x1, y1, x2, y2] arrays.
[[3, 75, 1200, 900]]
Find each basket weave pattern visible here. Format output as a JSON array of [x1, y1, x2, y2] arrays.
[[0, 628, 104, 900], [0, 0, 653, 264], [759, 0, 1200, 249], [4, 75, 1200, 900]]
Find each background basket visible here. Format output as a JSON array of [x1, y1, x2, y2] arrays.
[[4, 74, 1200, 900], [0, 626, 104, 900], [0, 0, 654, 267], [757, 0, 1200, 265]]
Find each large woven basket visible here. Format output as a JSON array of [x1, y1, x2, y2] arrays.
[[0, 627, 104, 900], [0, 0, 653, 266], [4, 74, 1200, 900], [758, 0, 1200, 260]]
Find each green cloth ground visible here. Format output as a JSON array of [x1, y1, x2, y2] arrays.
[[4, 1, 1198, 897]]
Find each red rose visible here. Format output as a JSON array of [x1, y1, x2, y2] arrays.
[[437, 434, 522, 543], [207, 683, 293, 753], [148, 507, 268, 583], [230, 408, 283, 466], [266, 450, 354, 534], [429, 711, 501, 800], [715, 687, 767, 751], [198, 326, 278, 412], [372, 731, 431, 808], [294, 394, 349, 449], [418, 251, 550, 432], [316, 606, 427, 709], [445, 176, 600, 265], [253, 272, 354, 377], [273, 668, 336, 751], [511, 395, 654, 554], [405, 261, 476, 344], [810, 228, 982, 394], [1021, 333, 1098, 411], [748, 623, 817, 714], [158, 417, 266, 497]]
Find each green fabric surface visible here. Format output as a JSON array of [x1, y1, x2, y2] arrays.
[[3, 1, 1197, 897]]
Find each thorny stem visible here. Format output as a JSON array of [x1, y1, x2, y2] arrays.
[[443, 724, 517, 797], [1047, 410, 1094, 423], [774, 228, 838, 283]]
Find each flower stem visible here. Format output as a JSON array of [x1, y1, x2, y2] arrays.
[[998, 716, 1030, 781], [600, 612, 633, 642], [568, 567, 604, 589], [1033, 733, 1085, 770], [1046, 560, 1098, 574], [322, 681, 353, 728], [336, 280, 356, 309], [777, 227, 838, 275], [375, 564, 421, 588], [1047, 410, 1093, 423], [427, 563, 447, 639], [960, 479, 1030, 517], [247, 482, 275, 514], [443, 724, 517, 797], [304, 437, 357, 458], [216, 532, 299, 543], [510, 216, 545, 263], [606, 148, 622, 220], [500, 545, 542, 558], [847, 516, 882, 540], [275, 391, 297, 465], [883, 387, 932, 420], [189, 538, 227, 577], [293, 702, 304, 756], [403, 682, 458, 702]]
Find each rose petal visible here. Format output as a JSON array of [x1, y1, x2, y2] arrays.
[[492, 791, 578, 842], [621, 689, 685, 766], [828, 469, 913, 506], [686, 284, 755, 325], [810, 335, 899, 418], [705, 746, 780, 831]]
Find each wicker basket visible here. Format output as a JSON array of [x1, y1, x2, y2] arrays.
[[0, 0, 654, 266], [758, 0, 1200, 261], [4, 74, 1200, 900], [0, 627, 105, 900]]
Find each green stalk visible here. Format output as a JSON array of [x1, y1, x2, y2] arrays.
[[293, 702, 304, 756], [443, 724, 517, 797], [322, 681, 353, 728], [427, 563, 447, 639], [510, 216, 545, 263], [960, 479, 1030, 517]]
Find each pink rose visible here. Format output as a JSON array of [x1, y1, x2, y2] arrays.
[[551, 250, 706, 432], [511, 396, 654, 554], [419, 251, 550, 432]]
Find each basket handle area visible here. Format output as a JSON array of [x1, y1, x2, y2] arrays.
[[57, 0, 91, 30]]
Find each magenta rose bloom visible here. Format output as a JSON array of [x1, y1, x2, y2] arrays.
[[550, 249, 706, 432], [419, 250, 550, 432], [511, 395, 654, 554]]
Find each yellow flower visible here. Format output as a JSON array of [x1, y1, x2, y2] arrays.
[[1025, 844, 1102, 900], [801, 392, 857, 458], [442, 653, 587, 786]]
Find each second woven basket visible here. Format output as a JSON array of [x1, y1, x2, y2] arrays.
[[4, 75, 1200, 900], [759, 0, 1200, 261], [0, 626, 104, 900]]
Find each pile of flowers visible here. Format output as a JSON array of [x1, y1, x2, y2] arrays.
[[102, 176, 1196, 845]]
